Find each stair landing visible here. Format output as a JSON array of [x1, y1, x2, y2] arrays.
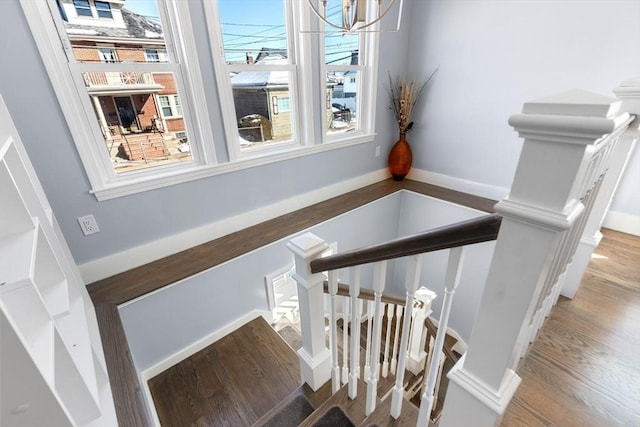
[[148, 316, 301, 426]]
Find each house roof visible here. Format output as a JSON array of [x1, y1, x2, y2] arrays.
[[64, 8, 163, 40], [231, 55, 289, 88]]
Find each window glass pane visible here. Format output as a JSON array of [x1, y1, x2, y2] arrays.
[[217, 0, 288, 64], [73, 0, 92, 17], [81, 71, 193, 173], [95, 1, 113, 19], [327, 71, 357, 135], [59, 0, 168, 63], [232, 73, 293, 149], [325, 32, 359, 66]]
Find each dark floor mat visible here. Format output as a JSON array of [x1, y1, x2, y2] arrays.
[[258, 395, 313, 427]]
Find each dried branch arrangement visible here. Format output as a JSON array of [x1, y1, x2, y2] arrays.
[[387, 67, 438, 133]]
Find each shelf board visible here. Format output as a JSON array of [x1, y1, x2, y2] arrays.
[[34, 228, 69, 316], [54, 294, 99, 404], [0, 227, 36, 286], [0, 155, 35, 241], [54, 331, 101, 426], [0, 280, 54, 383]]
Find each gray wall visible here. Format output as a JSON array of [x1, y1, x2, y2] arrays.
[[0, 1, 409, 267], [405, 0, 640, 217], [1, 1, 636, 270]]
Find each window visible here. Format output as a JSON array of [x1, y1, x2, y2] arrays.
[[21, 0, 215, 200], [208, 0, 301, 156], [98, 47, 117, 63], [158, 95, 182, 118], [145, 49, 169, 63], [276, 97, 290, 113], [73, 0, 92, 17], [205, 0, 378, 160], [94, 1, 113, 19]]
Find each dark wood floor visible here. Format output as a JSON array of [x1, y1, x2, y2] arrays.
[[148, 317, 301, 426], [501, 228, 640, 426]]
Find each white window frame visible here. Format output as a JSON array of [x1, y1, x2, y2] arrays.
[[157, 94, 182, 118], [21, 0, 216, 201], [204, 0, 310, 161], [145, 48, 169, 63], [321, 3, 379, 145], [73, 0, 92, 17], [204, 0, 379, 162], [94, 1, 113, 19]]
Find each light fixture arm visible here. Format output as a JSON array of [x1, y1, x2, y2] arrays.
[[305, 0, 399, 33]]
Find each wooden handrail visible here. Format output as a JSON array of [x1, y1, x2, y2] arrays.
[[310, 214, 502, 274], [323, 281, 406, 306]]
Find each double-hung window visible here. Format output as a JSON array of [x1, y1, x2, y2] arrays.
[[205, 0, 305, 159], [21, 0, 214, 200], [205, 0, 379, 161]]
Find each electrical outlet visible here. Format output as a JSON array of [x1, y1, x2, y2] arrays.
[[375, 146, 381, 157], [78, 215, 100, 236]]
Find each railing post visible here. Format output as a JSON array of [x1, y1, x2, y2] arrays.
[[562, 77, 640, 298], [287, 233, 331, 391], [407, 286, 437, 374], [439, 90, 632, 427]]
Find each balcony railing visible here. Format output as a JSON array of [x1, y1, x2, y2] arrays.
[[83, 72, 163, 94]]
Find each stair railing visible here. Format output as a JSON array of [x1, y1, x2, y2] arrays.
[[287, 214, 502, 419], [322, 281, 429, 391], [439, 88, 637, 427]]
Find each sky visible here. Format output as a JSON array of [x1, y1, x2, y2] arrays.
[[123, 0, 358, 65]]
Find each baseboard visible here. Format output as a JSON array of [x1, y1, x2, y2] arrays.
[[406, 168, 510, 202], [602, 210, 640, 236], [410, 169, 640, 237], [79, 169, 388, 284]]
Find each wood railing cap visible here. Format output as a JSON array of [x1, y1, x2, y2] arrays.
[[310, 214, 502, 274]]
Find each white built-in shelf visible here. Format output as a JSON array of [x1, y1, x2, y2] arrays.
[[0, 281, 54, 383], [1, 94, 116, 426]]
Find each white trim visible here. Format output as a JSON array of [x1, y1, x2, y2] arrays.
[[21, 0, 216, 198], [447, 355, 521, 415], [602, 209, 640, 236], [406, 168, 509, 202], [79, 169, 388, 283], [137, 310, 269, 427]]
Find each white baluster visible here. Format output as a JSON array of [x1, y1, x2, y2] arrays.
[[390, 254, 423, 419], [366, 261, 387, 416], [364, 300, 374, 379], [390, 305, 403, 375], [348, 266, 362, 399], [418, 246, 465, 425], [381, 303, 393, 377], [341, 295, 350, 385], [328, 269, 341, 394]]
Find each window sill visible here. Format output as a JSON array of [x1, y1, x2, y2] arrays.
[[91, 133, 376, 201]]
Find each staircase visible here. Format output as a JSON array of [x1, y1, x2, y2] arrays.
[[149, 315, 436, 426], [108, 132, 168, 161]]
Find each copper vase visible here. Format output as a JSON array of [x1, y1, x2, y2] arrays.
[[388, 133, 412, 181]]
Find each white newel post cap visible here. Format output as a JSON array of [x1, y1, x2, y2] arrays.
[[503, 90, 631, 224], [287, 232, 329, 287], [613, 76, 640, 115]]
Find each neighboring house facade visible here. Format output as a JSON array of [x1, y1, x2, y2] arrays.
[[231, 48, 337, 143], [57, 0, 187, 163]]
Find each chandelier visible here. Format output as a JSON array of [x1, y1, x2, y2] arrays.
[[305, 0, 404, 33]]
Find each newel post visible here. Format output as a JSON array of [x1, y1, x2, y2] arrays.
[[287, 232, 332, 391], [439, 90, 631, 427], [562, 77, 640, 298]]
